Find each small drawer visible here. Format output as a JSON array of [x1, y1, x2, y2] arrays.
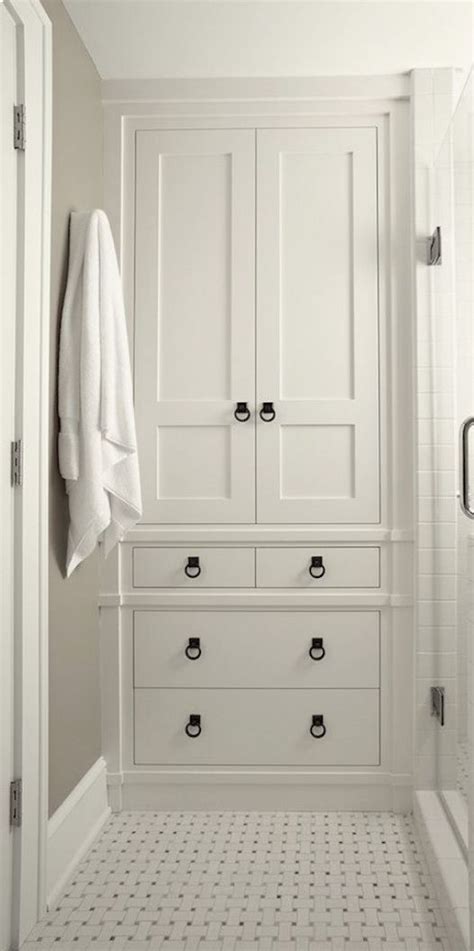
[[132, 547, 255, 588], [134, 610, 380, 689], [134, 688, 380, 766], [256, 547, 380, 588]]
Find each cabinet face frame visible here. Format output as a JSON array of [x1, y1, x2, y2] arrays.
[[112, 99, 412, 535]]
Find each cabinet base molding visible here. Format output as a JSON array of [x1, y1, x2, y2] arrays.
[[106, 770, 412, 814]]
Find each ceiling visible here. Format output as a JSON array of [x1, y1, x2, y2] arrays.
[[62, 0, 473, 80]]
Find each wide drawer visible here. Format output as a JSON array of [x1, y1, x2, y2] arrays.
[[132, 547, 255, 588], [256, 547, 380, 588], [134, 688, 379, 766], [134, 610, 380, 689]]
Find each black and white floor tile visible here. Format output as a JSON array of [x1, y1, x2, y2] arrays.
[[23, 811, 451, 950]]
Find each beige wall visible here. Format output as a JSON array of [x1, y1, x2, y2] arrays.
[[42, 0, 103, 816]]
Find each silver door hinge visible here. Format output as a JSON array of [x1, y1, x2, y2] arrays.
[[13, 104, 26, 150], [11, 440, 23, 487], [10, 779, 22, 827], [428, 225, 442, 266]]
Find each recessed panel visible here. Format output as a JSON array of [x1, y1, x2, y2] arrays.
[[281, 425, 355, 499], [157, 153, 231, 401], [280, 152, 354, 400], [157, 426, 230, 499]]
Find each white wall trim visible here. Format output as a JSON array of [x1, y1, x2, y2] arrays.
[[101, 74, 410, 104], [4, 0, 52, 942], [47, 757, 110, 910]]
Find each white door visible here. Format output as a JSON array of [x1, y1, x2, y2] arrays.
[[135, 129, 255, 523], [256, 128, 380, 524], [1, 5, 18, 948]]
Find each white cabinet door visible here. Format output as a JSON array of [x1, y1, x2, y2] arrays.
[[135, 130, 255, 523], [256, 128, 380, 524]]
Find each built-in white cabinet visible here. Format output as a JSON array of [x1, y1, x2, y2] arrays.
[[101, 90, 413, 812], [134, 126, 380, 525]]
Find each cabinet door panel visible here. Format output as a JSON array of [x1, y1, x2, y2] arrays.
[[135, 129, 255, 523], [256, 128, 380, 523]]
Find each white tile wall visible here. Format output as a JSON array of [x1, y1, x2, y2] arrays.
[[412, 68, 459, 792], [413, 64, 473, 947]]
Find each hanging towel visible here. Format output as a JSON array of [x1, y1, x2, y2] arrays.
[[58, 210, 142, 576]]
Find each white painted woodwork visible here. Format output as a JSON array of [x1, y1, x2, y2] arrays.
[[134, 129, 255, 524], [256, 547, 380, 588], [132, 547, 255, 588], [256, 127, 380, 524], [0, 1, 51, 938], [133, 610, 380, 688], [134, 688, 380, 766], [46, 759, 110, 910], [0, 7, 17, 947], [103, 95, 413, 810]]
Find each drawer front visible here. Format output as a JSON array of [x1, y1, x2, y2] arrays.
[[256, 547, 380, 588], [134, 611, 380, 689], [132, 547, 255, 588], [134, 688, 379, 766]]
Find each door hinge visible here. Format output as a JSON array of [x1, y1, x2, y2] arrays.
[[428, 225, 442, 266], [13, 104, 26, 150], [10, 779, 22, 828], [11, 439, 23, 487]]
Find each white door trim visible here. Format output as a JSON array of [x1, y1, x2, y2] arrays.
[[4, 0, 51, 944]]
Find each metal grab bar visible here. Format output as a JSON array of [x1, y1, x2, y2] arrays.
[[459, 416, 474, 518]]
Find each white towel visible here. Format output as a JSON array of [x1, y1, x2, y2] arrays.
[[58, 210, 142, 576]]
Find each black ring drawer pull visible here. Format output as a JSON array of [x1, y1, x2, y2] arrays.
[[310, 714, 326, 739], [259, 401, 276, 422], [185, 714, 202, 738], [309, 555, 326, 579], [234, 401, 251, 422], [185, 637, 202, 660], [309, 637, 326, 661], [184, 556, 201, 579]]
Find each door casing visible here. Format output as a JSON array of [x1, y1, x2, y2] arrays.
[[2, 1, 51, 945]]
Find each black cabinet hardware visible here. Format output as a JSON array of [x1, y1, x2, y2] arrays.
[[234, 401, 251, 422], [309, 637, 326, 661], [185, 714, 202, 738], [185, 637, 202, 660], [259, 401, 276, 422], [310, 714, 326, 738], [184, 556, 201, 578], [309, 555, 326, 579]]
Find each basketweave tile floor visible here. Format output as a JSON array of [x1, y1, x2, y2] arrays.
[[23, 811, 453, 951]]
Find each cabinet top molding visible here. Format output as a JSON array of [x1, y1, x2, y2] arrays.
[[101, 74, 410, 106]]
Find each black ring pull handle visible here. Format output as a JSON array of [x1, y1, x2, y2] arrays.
[[309, 555, 326, 579], [259, 401, 276, 422], [234, 401, 251, 422], [309, 637, 326, 661], [185, 637, 202, 660], [184, 556, 201, 579], [185, 714, 202, 738], [310, 714, 326, 739]]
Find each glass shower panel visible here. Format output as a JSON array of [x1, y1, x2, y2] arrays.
[[432, 72, 473, 849]]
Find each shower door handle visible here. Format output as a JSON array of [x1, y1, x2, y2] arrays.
[[460, 417, 474, 518]]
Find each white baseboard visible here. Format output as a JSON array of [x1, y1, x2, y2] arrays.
[[47, 756, 110, 909]]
